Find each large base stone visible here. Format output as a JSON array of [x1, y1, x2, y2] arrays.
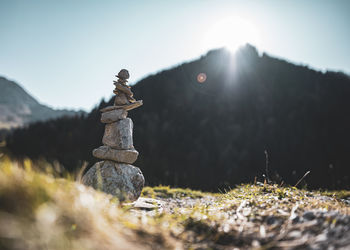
[[82, 161, 144, 201], [92, 146, 138, 164]]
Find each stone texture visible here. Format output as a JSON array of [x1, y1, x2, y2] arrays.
[[82, 161, 144, 201], [115, 82, 133, 97], [102, 118, 133, 149], [114, 93, 129, 106], [101, 109, 127, 123], [100, 101, 143, 112], [117, 69, 130, 80], [82, 69, 144, 202], [92, 145, 138, 164], [129, 198, 164, 211]]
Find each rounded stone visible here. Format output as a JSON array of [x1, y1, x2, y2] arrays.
[[82, 161, 144, 201], [114, 93, 129, 106], [117, 69, 129, 80]]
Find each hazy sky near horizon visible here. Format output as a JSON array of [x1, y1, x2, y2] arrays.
[[1, 0, 349, 111]]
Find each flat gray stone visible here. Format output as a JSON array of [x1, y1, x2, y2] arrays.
[[92, 146, 138, 164], [100, 100, 143, 112], [102, 118, 133, 149], [82, 161, 144, 202], [101, 109, 127, 123]]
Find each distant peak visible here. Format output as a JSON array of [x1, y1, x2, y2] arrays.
[[204, 43, 259, 59]]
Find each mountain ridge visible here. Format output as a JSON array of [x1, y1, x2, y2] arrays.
[[0, 76, 84, 129]]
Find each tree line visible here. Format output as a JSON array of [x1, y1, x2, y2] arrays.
[[6, 45, 350, 190]]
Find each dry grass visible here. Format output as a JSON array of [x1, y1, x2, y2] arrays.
[[0, 157, 177, 250], [0, 157, 349, 249]]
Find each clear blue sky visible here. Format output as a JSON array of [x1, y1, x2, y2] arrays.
[[1, 0, 349, 111]]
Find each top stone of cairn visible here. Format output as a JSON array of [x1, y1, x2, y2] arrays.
[[117, 69, 130, 80], [100, 69, 142, 113]]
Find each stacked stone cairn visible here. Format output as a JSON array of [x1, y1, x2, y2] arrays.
[[82, 69, 144, 201]]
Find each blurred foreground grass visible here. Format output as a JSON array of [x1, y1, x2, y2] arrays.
[[0, 156, 349, 249]]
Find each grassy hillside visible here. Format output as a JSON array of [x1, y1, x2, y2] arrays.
[[0, 158, 349, 249]]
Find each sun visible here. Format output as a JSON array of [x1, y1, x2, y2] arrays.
[[201, 17, 261, 53]]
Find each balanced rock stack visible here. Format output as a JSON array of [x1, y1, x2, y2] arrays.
[[82, 69, 144, 201]]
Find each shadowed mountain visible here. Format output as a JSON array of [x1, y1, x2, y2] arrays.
[[0, 77, 84, 129], [5, 45, 350, 190]]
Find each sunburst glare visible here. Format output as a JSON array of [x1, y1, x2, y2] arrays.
[[201, 17, 261, 53]]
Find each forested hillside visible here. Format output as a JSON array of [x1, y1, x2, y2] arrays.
[[6, 45, 350, 190]]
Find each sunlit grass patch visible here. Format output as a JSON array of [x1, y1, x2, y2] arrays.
[[0, 159, 174, 250], [0, 158, 349, 249], [142, 185, 208, 199], [320, 190, 350, 200]]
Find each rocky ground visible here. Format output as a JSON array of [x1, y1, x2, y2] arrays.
[[134, 186, 350, 249], [0, 158, 349, 249]]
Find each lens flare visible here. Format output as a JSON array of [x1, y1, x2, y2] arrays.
[[197, 73, 207, 83]]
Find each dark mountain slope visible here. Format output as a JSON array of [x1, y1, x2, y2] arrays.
[[6, 45, 350, 190], [0, 77, 84, 129]]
